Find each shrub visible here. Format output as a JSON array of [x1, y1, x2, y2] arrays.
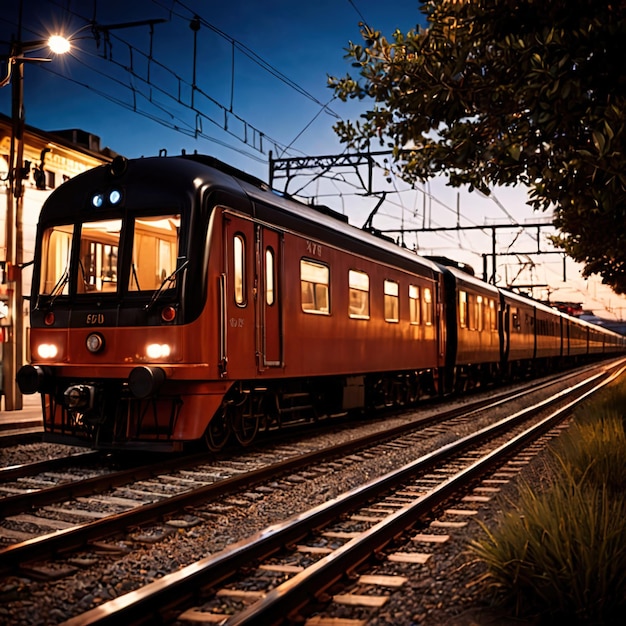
[[469, 377, 626, 624], [469, 475, 626, 624]]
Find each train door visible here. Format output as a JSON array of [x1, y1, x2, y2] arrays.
[[221, 211, 257, 377], [256, 225, 283, 369]]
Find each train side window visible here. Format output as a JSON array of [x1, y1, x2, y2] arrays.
[[423, 287, 433, 325], [489, 299, 497, 330], [234, 234, 246, 306], [409, 285, 421, 325], [477, 295, 484, 331], [512, 308, 521, 331], [265, 247, 275, 306], [349, 270, 370, 319], [459, 290, 467, 328], [384, 280, 399, 322], [301, 259, 329, 314]]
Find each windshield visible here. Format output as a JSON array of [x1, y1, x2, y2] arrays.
[[39, 213, 182, 297]]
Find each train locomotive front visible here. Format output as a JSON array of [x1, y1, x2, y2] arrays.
[[17, 155, 243, 451], [18, 153, 447, 451]]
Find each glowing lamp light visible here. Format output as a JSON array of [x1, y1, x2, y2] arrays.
[[48, 35, 71, 55], [109, 189, 122, 205], [146, 343, 171, 359], [37, 343, 58, 359]]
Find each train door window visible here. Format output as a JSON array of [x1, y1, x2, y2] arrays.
[[265, 247, 275, 306], [79, 219, 121, 293], [477, 295, 484, 331], [423, 287, 433, 325], [40, 224, 74, 295], [129, 215, 180, 293], [409, 285, 421, 325], [459, 290, 467, 328], [384, 280, 399, 322], [234, 234, 246, 306], [301, 259, 329, 314], [348, 270, 370, 319]]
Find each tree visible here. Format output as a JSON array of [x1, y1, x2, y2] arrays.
[[330, 0, 626, 293]]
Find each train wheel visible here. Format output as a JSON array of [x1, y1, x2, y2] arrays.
[[205, 406, 231, 452], [233, 395, 260, 446]]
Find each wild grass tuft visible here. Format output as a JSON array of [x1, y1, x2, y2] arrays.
[[468, 377, 626, 624]]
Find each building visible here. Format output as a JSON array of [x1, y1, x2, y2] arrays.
[[0, 113, 116, 407]]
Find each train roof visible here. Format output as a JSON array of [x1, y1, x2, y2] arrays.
[[182, 154, 444, 280]]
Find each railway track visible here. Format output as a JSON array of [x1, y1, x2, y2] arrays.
[[0, 360, 622, 624], [0, 362, 608, 569], [56, 361, 625, 625]]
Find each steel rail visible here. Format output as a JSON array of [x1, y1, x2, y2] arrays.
[[61, 364, 625, 626], [0, 362, 602, 574]]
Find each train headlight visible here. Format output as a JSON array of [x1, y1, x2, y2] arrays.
[[86, 333, 105, 353], [146, 343, 171, 359], [36, 343, 58, 359]]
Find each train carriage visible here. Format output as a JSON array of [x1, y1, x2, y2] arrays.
[[440, 266, 501, 390], [16, 153, 626, 452], [17, 154, 445, 451]]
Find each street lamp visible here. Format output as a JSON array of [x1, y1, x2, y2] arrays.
[[2, 34, 70, 410]]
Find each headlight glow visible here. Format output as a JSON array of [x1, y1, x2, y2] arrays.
[[146, 343, 171, 359], [37, 343, 59, 359]]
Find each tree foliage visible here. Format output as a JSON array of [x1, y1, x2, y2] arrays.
[[330, 0, 626, 293]]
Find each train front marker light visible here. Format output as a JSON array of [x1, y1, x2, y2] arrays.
[[86, 333, 105, 353]]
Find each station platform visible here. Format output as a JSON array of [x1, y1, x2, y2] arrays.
[[0, 394, 44, 435]]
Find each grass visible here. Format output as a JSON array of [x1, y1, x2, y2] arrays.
[[468, 377, 626, 624]]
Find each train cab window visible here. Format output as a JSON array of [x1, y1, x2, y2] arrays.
[[349, 270, 370, 319], [459, 290, 468, 328], [128, 215, 180, 293], [301, 259, 329, 314], [423, 287, 433, 325], [265, 247, 275, 306], [40, 224, 74, 296], [384, 280, 399, 322], [409, 285, 421, 324], [78, 219, 121, 293], [234, 234, 246, 305]]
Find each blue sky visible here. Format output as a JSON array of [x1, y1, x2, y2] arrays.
[[0, 0, 422, 176], [2, 0, 626, 319]]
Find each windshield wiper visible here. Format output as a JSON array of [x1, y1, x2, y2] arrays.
[[43, 267, 70, 309], [145, 257, 188, 311]]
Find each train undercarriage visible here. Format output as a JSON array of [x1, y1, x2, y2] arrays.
[[31, 368, 441, 452]]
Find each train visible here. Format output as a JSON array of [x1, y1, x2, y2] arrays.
[[16, 153, 626, 452]]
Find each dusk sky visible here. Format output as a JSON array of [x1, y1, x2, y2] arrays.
[[2, 0, 626, 320]]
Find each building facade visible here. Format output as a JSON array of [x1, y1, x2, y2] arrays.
[[0, 113, 114, 407]]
